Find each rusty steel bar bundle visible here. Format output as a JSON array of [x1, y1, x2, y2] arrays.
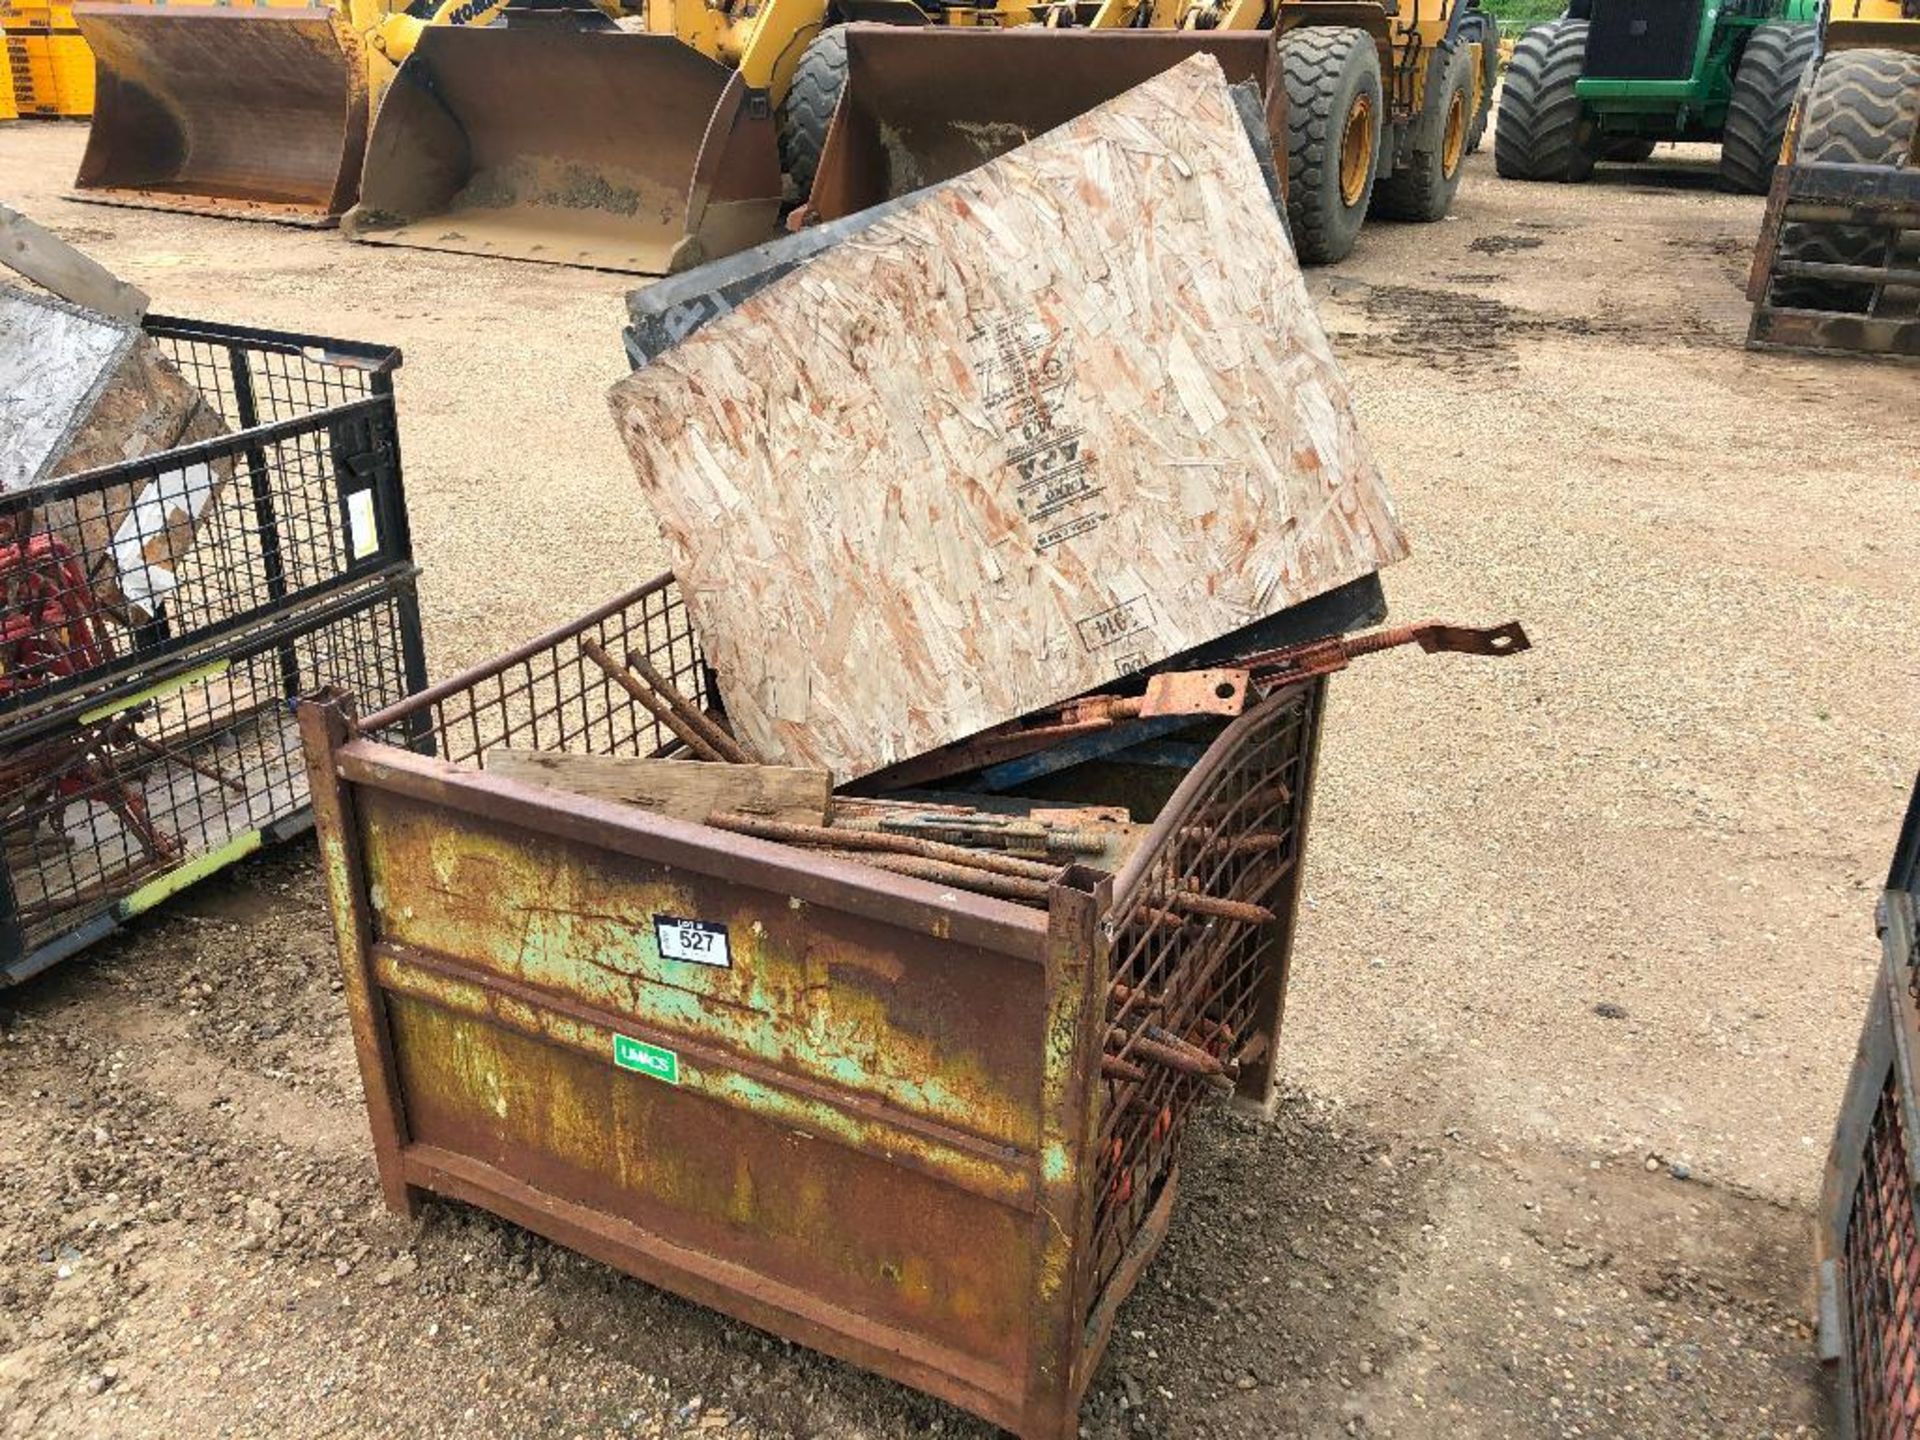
[[838, 812, 1110, 857], [580, 637, 727, 761], [624, 649, 754, 763]]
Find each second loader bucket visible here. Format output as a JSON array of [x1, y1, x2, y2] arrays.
[[802, 26, 1282, 223], [344, 26, 785, 275], [72, 3, 369, 222]]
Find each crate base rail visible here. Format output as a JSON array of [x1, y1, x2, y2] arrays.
[[299, 571, 1323, 1439]]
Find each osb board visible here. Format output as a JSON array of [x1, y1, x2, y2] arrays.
[[608, 56, 1407, 783]]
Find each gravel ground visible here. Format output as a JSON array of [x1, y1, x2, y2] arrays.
[[4, 124, 1917, 1439]]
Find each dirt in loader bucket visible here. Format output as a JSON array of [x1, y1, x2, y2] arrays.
[[72, 3, 369, 223], [343, 26, 784, 275], [801, 26, 1282, 224]]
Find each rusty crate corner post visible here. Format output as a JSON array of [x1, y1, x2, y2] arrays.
[[296, 689, 422, 1218], [1024, 862, 1115, 1440]]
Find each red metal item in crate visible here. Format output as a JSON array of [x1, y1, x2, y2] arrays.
[[0, 518, 177, 872], [0, 518, 114, 699]]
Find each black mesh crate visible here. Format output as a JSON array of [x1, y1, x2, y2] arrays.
[[1, 577, 427, 984], [2, 316, 411, 724]]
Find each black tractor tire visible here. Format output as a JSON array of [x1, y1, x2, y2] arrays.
[[1604, 137, 1657, 161], [1374, 41, 1476, 221], [1495, 19, 1594, 182], [1465, 13, 1501, 154], [778, 27, 847, 205], [1718, 21, 1817, 194], [1278, 26, 1385, 264], [1773, 47, 1920, 311]]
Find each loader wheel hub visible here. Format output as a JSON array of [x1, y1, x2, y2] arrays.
[[1339, 95, 1374, 207], [1442, 89, 1467, 178]]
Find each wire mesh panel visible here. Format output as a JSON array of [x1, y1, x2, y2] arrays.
[[1088, 681, 1319, 1316], [1, 317, 407, 720], [1, 579, 424, 981], [365, 574, 708, 767], [1842, 1073, 1920, 1440]]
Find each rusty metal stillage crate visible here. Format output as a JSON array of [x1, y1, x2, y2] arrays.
[[1822, 772, 1920, 1439], [301, 571, 1334, 1440]]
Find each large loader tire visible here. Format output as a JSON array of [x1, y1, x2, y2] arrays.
[[1718, 22, 1817, 194], [1495, 19, 1593, 182], [1374, 41, 1475, 221], [1773, 48, 1920, 311], [778, 27, 847, 205], [1279, 25, 1385, 264], [1465, 13, 1501, 154]]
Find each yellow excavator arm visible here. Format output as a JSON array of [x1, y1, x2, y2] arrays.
[[633, 0, 825, 100], [355, 0, 515, 71]]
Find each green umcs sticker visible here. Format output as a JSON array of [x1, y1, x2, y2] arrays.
[[613, 1033, 680, 1085]]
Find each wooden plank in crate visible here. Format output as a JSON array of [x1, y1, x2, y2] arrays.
[[483, 749, 831, 825], [608, 56, 1407, 784]]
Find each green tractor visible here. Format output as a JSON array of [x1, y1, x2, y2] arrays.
[[1495, 0, 1821, 192]]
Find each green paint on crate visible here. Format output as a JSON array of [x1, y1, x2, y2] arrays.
[[80, 657, 232, 725], [119, 830, 263, 918], [613, 1033, 680, 1085]]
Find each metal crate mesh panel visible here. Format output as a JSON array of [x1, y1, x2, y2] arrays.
[[2, 329, 396, 716], [1088, 682, 1317, 1314], [4, 589, 417, 946], [1844, 1074, 1920, 1439], [162, 333, 379, 429], [381, 577, 709, 770]]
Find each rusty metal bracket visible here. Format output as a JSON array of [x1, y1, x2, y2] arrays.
[[858, 618, 1528, 793], [1241, 619, 1530, 686]]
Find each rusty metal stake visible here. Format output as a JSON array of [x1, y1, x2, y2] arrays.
[[839, 811, 1109, 857], [708, 812, 1066, 882], [580, 637, 725, 761], [1109, 1026, 1235, 1093], [1155, 889, 1274, 925], [624, 650, 754, 764], [813, 849, 1053, 906]]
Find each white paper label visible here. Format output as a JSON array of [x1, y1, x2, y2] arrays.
[[346, 487, 379, 561], [654, 915, 729, 969], [109, 459, 218, 613]]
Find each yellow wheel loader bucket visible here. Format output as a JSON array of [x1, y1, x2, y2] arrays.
[[343, 25, 784, 275], [801, 25, 1281, 223], [72, 3, 369, 222]]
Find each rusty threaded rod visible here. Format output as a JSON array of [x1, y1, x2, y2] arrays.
[[811, 849, 1054, 905], [580, 637, 724, 761], [1143, 1024, 1240, 1081], [1156, 889, 1275, 925], [1109, 1026, 1235, 1089], [624, 650, 753, 764], [708, 812, 1066, 881]]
